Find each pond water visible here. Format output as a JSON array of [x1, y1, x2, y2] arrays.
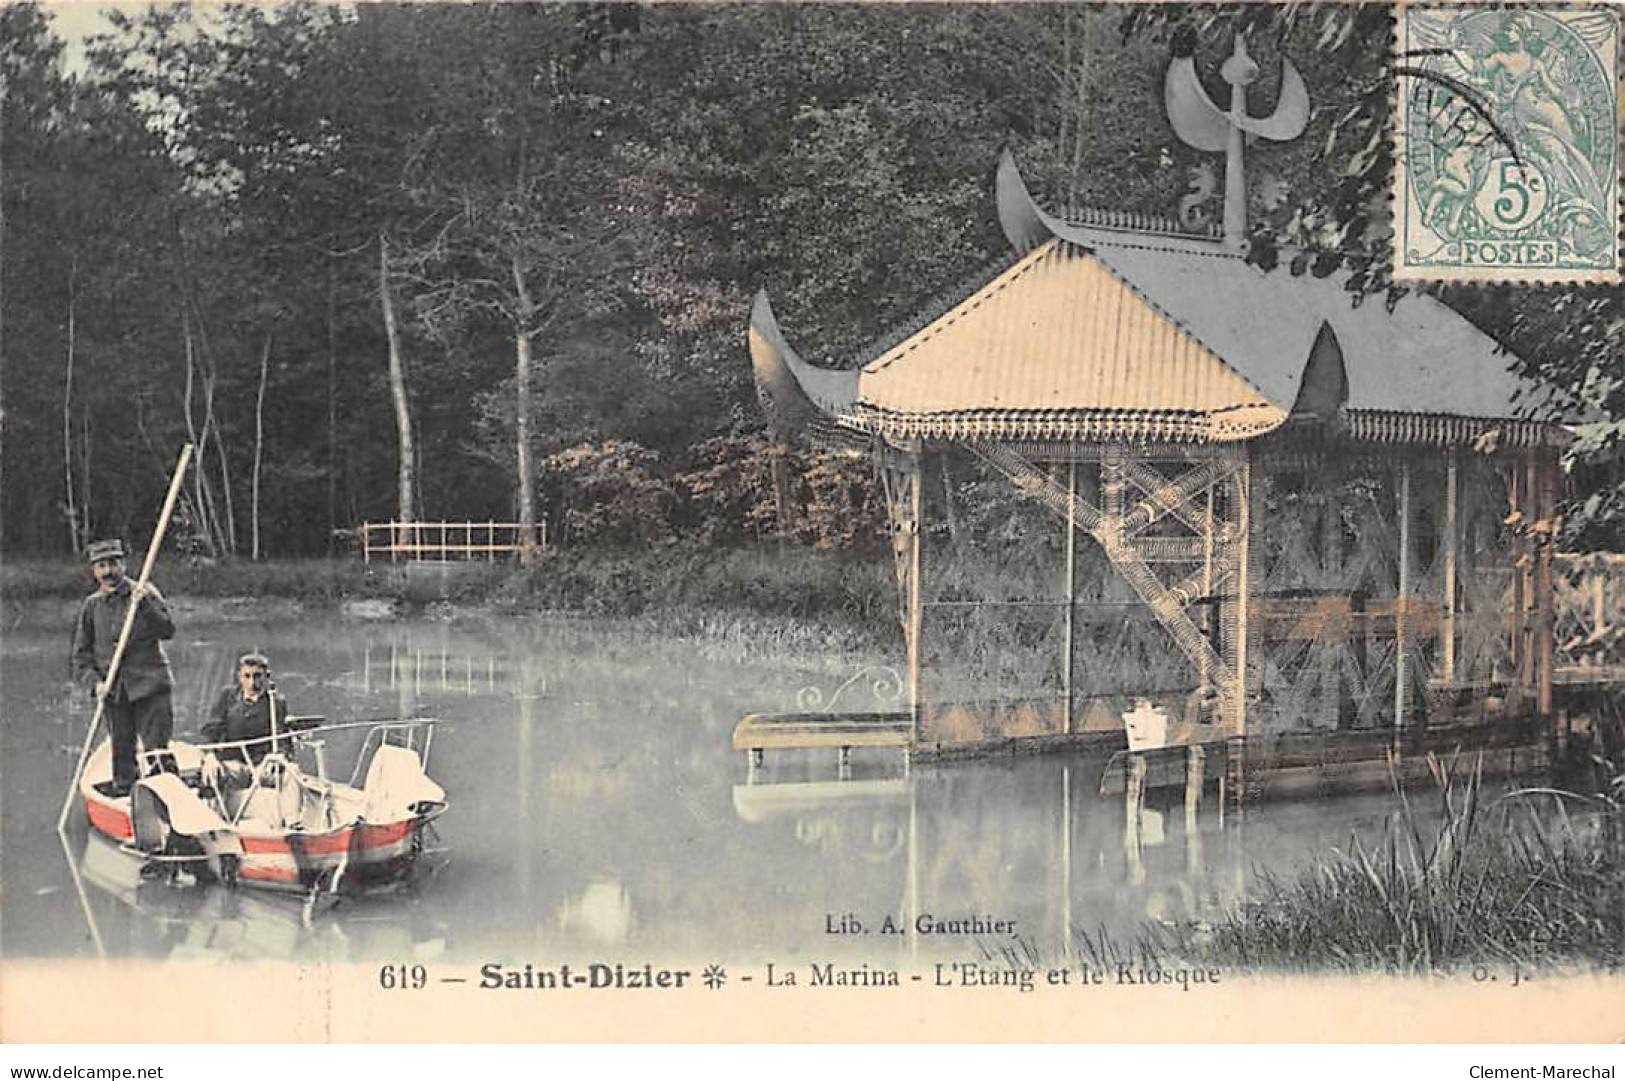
[[1, 604, 1442, 967]]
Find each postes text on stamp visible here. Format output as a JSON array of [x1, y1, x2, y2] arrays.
[[1395, 4, 1619, 283]]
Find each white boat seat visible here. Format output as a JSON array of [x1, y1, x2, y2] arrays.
[[131, 773, 243, 856], [362, 745, 446, 822]]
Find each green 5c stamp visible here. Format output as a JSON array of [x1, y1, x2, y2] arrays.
[[1396, 5, 1619, 282]]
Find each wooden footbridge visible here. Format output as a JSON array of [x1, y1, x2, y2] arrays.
[[353, 521, 546, 563]]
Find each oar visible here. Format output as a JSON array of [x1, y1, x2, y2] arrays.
[[56, 443, 195, 835]]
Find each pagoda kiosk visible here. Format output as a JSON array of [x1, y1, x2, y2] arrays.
[[742, 43, 1568, 785]]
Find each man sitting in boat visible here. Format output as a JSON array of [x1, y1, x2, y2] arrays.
[[201, 652, 289, 765]]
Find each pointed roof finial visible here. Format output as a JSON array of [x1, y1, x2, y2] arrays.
[[1165, 33, 1310, 248]]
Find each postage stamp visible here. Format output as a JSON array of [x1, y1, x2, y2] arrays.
[[1395, 4, 1621, 283]]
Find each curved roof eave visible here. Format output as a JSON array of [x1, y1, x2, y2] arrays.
[[748, 291, 861, 435], [996, 149, 1068, 255]]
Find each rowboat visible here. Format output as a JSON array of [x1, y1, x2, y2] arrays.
[[77, 719, 447, 894]]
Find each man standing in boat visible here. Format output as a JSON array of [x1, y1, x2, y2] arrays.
[[201, 651, 287, 764], [71, 538, 177, 797]]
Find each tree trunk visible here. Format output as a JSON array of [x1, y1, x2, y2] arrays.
[[189, 298, 236, 554], [770, 451, 794, 535], [251, 332, 271, 560], [62, 257, 80, 554], [510, 253, 539, 563], [204, 368, 236, 555], [378, 233, 415, 525], [79, 397, 91, 544], [326, 265, 338, 556], [181, 310, 221, 557], [514, 332, 536, 562]]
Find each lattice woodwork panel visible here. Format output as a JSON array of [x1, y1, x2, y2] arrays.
[[1248, 462, 1408, 731], [1553, 553, 1625, 673], [1453, 460, 1516, 685]]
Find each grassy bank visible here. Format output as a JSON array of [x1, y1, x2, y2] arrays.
[[1, 544, 897, 646], [1033, 771, 1625, 976]]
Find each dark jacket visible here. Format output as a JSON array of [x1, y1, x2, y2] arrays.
[[202, 687, 286, 761], [71, 579, 176, 701]]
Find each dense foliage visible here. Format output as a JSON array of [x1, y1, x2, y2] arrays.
[[1, 3, 1618, 558]]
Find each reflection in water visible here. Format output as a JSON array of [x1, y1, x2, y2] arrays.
[[0, 611, 1463, 964], [73, 833, 449, 963], [555, 879, 634, 944], [735, 751, 1239, 959]]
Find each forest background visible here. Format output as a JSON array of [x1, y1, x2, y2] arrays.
[[2, 2, 1621, 576]]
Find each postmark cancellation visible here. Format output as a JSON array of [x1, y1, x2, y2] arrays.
[[1395, 4, 1620, 283]]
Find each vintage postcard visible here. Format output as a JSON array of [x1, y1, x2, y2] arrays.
[[1395, 4, 1621, 283], [2, 0, 1622, 1047]]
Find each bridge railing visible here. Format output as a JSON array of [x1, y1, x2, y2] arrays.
[[357, 521, 547, 563], [1553, 552, 1625, 677]]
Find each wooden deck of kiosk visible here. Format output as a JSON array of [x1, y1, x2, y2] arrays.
[[732, 711, 913, 772]]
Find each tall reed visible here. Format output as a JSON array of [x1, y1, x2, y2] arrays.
[[1160, 756, 1624, 973]]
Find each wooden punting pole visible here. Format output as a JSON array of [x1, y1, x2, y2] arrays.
[[57, 444, 194, 835], [1395, 460, 1412, 733]]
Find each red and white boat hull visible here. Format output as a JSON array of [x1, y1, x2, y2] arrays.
[[79, 739, 442, 892]]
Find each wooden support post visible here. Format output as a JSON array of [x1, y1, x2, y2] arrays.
[[1102, 447, 1125, 523], [1520, 458, 1538, 699], [1593, 569, 1607, 652], [1395, 461, 1412, 731], [1322, 484, 1348, 728], [1226, 736, 1246, 820], [1536, 453, 1555, 719], [1185, 744, 1204, 823], [1233, 460, 1252, 734], [1201, 485, 1215, 692], [1443, 452, 1459, 684], [1507, 465, 1523, 678], [907, 448, 925, 745], [1124, 754, 1147, 885], [1063, 460, 1077, 735], [1186, 744, 1204, 874]]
